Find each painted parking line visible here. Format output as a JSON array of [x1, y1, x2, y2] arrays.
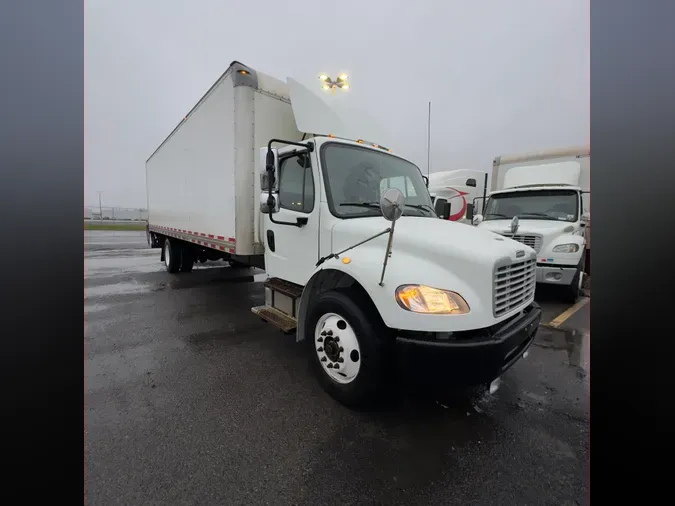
[[546, 297, 590, 329]]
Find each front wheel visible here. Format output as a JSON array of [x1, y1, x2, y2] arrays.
[[305, 289, 392, 408], [563, 255, 586, 303]]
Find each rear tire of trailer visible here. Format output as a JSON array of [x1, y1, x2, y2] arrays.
[[180, 245, 194, 273], [305, 289, 392, 408], [163, 238, 181, 274]]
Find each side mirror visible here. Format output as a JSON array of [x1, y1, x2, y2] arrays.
[[472, 214, 483, 226], [380, 188, 405, 222], [422, 175, 429, 188], [434, 198, 450, 219], [580, 212, 590, 226], [259, 192, 280, 214], [465, 178, 477, 188], [440, 202, 451, 220], [466, 203, 474, 221], [260, 172, 276, 192], [259, 147, 279, 191]]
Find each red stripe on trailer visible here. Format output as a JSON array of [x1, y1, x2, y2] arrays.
[[219, 246, 225, 251], [200, 233, 206, 237], [217, 236, 225, 240], [228, 237, 236, 243], [210, 243, 216, 248], [208, 234, 214, 238]]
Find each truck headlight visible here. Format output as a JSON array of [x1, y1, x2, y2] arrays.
[[552, 243, 579, 253], [395, 285, 470, 314]]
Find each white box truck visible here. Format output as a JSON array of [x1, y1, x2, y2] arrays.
[[145, 61, 542, 407], [428, 169, 488, 223], [469, 146, 590, 303]]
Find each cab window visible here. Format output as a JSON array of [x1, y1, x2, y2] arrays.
[[278, 154, 314, 213]]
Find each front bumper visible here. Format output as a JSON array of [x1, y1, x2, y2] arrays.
[[536, 264, 576, 285], [394, 302, 541, 389]]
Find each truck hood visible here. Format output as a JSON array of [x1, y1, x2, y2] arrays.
[[331, 216, 534, 267], [328, 216, 538, 332], [478, 219, 572, 236]]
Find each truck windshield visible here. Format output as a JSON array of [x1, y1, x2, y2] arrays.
[[484, 189, 579, 222], [320, 143, 435, 218]]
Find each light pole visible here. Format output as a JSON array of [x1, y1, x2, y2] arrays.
[[319, 73, 350, 93], [427, 101, 431, 178], [97, 191, 103, 222]]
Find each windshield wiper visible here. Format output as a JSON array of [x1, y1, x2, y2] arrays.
[[485, 213, 510, 219], [340, 202, 382, 211], [519, 212, 553, 219], [404, 203, 435, 214]]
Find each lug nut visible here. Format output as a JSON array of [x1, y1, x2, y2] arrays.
[[326, 330, 333, 336], [338, 357, 344, 363], [334, 337, 340, 342], [317, 337, 323, 342], [321, 331, 327, 336], [317, 347, 323, 352], [333, 364, 339, 369], [327, 363, 333, 368], [321, 357, 327, 362], [339, 347, 344, 352]]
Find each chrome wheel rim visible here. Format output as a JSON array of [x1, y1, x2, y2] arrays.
[[314, 312, 361, 384]]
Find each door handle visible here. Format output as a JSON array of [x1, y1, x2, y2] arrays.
[[266, 230, 275, 252]]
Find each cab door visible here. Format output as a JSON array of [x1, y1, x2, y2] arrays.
[[263, 148, 321, 285]]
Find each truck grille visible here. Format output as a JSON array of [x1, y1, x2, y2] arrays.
[[493, 258, 536, 317], [498, 233, 542, 254]]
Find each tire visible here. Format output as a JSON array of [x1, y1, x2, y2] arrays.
[[180, 245, 194, 273], [305, 288, 393, 408], [228, 259, 248, 269], [563, 255, 586, 304], [163, 238, 181, 274]]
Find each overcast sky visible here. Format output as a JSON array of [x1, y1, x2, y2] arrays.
[[85, 0, 589, 209]]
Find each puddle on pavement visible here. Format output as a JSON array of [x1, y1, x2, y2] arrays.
[[535, 327, 589, 379], [85, 255, 231, 278], [84, 303, 111, 314], [85, 281, 152, 298]]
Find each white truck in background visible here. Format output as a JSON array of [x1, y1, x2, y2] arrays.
[[469, 146, 590, 302], [145, 61, 542, 407], [428, 169, 488, 223]]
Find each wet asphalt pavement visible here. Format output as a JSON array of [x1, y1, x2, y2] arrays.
[[85, 231, 589, 506]]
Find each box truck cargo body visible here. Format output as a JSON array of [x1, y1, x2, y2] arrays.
[[145, 61, 542, 407], [470, 146, 590, 302], [146, 66, 300, 260]]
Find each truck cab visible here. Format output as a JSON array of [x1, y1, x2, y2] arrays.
[[471, 154, 590, 302], [428, 169, 486, 223], [253, 77, 543, 406]]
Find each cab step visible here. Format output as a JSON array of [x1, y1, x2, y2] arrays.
[[264, 277, 304, 299], [251, 305, 297, 333], [261, 277, 303, 319]]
